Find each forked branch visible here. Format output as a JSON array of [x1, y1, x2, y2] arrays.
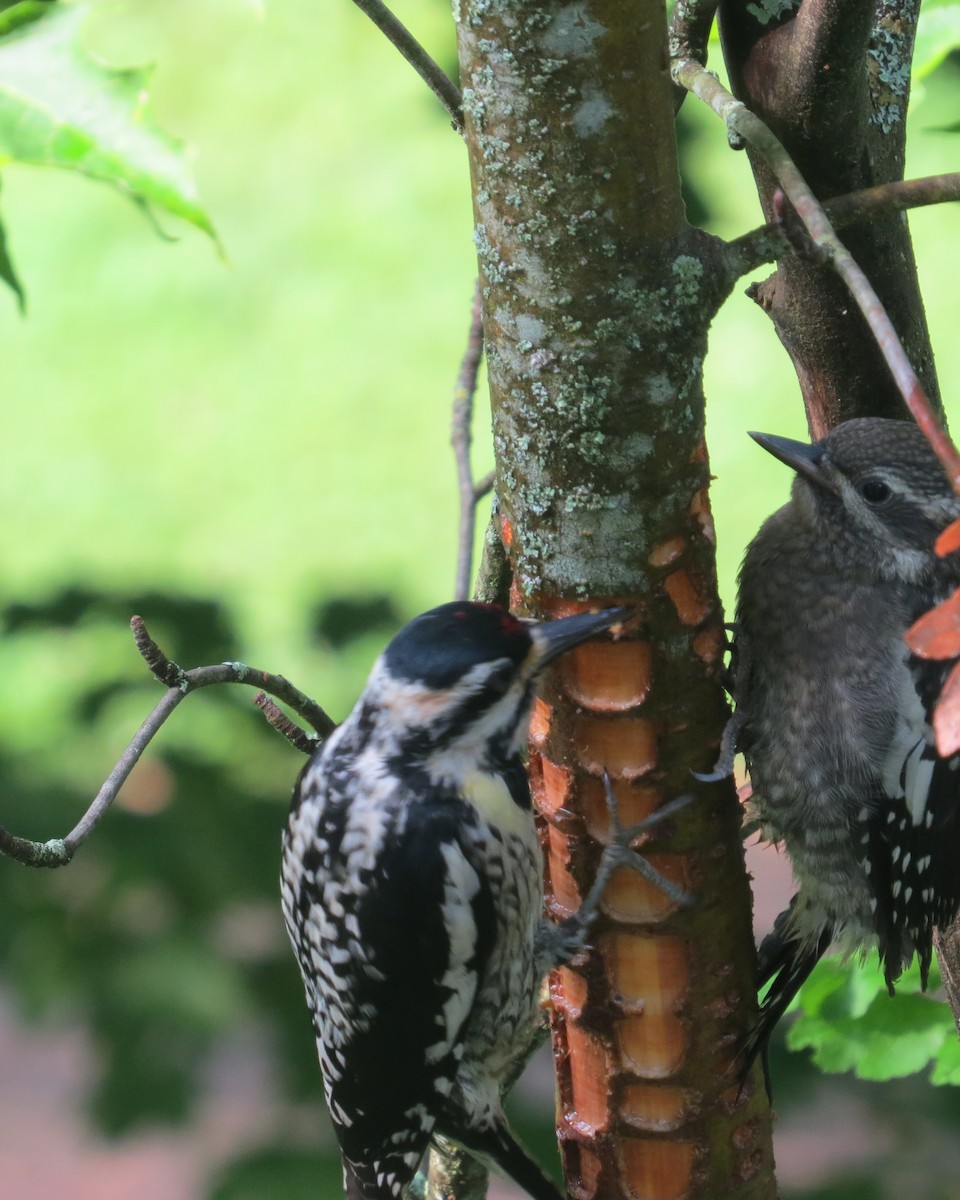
[[726, 174, 960, 278], [673, 57, 960, 490], [0, 617, 334, 869]]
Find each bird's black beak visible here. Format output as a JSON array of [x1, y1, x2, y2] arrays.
[[532, 606, 632, 666], [749, 431, 841, 496]]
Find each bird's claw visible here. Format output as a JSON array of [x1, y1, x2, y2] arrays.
[[598, 771, 695, 908]]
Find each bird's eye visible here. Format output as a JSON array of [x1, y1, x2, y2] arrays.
[[860, 478, 892, 505]]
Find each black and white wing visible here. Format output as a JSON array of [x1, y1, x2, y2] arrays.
[[283, 768, 495, 1200], [866, 653, 960, 989]]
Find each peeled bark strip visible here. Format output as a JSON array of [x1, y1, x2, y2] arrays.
[[454, 2, 776, 1197]]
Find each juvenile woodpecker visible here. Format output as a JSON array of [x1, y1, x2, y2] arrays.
[[281, 601, 681, 1200], [733, 417, 960, 1055]]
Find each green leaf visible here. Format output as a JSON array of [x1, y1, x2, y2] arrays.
[[0, 1, 219, 247], [914, 3, 960, 80], [0, 2, 51, 38], [787, 955, 956, 1081]]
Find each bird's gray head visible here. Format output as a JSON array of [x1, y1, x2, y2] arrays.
[[358, 601, 630, 758], [750, 418, 960, 581]]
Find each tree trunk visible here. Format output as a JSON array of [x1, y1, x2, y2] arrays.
[[718, 0, 940, 434], [455, 2, 777, 1197]]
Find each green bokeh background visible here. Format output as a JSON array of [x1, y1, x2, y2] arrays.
[[2, 2, 960, 1196]]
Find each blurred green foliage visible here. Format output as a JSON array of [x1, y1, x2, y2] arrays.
[[0, 2, 959, 1197], [0, 0, 219, 297], [788, 957, 959, 1083]]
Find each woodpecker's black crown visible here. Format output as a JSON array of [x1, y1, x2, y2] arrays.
[[383, 602, 532, 689], [382, 601, 630, 693]]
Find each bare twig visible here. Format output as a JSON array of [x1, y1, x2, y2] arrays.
[[351, 0, 463, 131], [823, 173, 960, 226], [253, 691, 318, 755], [131, 614, 185, 687], [673, 57, 960, 491], [726, 173, 960, 278], [0, 618, 335, 869], [451, 283, 491, 601]]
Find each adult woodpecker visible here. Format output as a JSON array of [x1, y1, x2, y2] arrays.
[[732, 417, 960, 1057], [281, 601, 684, 1200]]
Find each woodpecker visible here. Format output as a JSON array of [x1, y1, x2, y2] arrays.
[[281, 601, 684, 1200], [732, 417, 960, 1058]]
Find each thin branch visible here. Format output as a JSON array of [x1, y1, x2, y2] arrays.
[[726, 173, 960, 278], [0, 618, 335, 869], [253, 691, 318, 755], [451, 283, 490, 601], [131, 614, 185, 687], [668, 0, 718, 110], [351, 0, 463, 131], [824, 173, 960, 225], [132, 616, 336, 739], [673, 57, 960, 490]]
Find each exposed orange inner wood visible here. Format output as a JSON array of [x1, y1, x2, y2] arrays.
[[621, 1084, 688, 1131], [539, 597, 633, 621], [562, 1020, 613, 1135], [573, 715, 658, 776], [662, 568, 710, 626], [551, 965, 589, 1021], [608, 934, 689, 1074], [601, 859, 688, 923], [547, 824, 581, 913], [689, 484, 716, 544], [618, 1137, 695, 1200], [530, 697, 553, 748], [537, 757, 574, 819], [692, 625, 723, 665], [561, 639, 653, 710], [648, 536, 686, 567], [577, 775, 662, 840]]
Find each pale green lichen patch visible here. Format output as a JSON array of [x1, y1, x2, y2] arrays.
[[572, 87, 613, 136], [515, 312, 547, 343], [867, 14, 912, 133], [541, 2, 606, 58], [745, 0, 796, 25]]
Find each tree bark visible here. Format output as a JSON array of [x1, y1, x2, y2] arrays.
[[455, 2, 776, 1197], [718, 0, 939, 435]]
